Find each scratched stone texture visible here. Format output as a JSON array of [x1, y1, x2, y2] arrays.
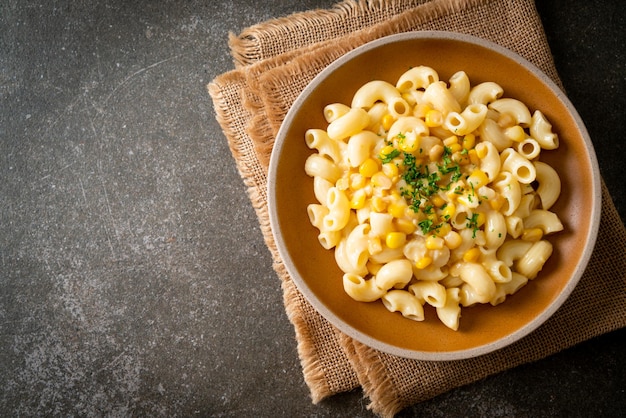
[[0, 1, 625, 417]]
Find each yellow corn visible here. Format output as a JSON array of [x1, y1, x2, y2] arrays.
[[359, 158, 379, 178], [475, 212, 486, 227], [468, 148, 480, 165], [425, 235, 445, 250], [414, 256, 433, 269], [395, 218, 416, 234], [448, 143, 462, 154], [398, 134, 419, 153], [431, 195, 446, 208], [522, 228, 543, 242], [350, 189, 367, 209], [386, 232, 407, 249], [467, 169, 490, 189], [335, 177, 349, 191], [425, 109, 443, 127], [379, 145, 396, 160], [388, 201, 406, 218], [463, 247, 482, 263], [382, 114, 395, 131], [442, 203, 457, 220], [462, 133, 476, 150], [371, 196, 387, 212], [435, 221, 452, 238]]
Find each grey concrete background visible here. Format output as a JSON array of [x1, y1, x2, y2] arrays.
[[1, 0, 624, 417]]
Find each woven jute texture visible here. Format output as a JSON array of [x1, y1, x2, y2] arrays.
[[208, 0, 626, 416]]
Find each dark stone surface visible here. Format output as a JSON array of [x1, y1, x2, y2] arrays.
[[1, 1, 624, 416]]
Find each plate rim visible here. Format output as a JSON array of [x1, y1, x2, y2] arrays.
[[268, 30, 601, 360]]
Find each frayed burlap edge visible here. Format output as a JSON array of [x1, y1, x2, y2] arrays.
[[208, 73, 361, 402], [228, 0, 434, 68]]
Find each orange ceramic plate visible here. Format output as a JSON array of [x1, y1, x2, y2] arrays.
[[268, 32, 600, 360]]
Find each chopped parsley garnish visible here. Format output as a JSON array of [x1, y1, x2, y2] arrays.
[[418, 219, 434, 235], [380, 148, 401, 164], [466, 213, 481, 238]]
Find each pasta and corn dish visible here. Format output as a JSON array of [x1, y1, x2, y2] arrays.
[[303, 66, 563, 330]]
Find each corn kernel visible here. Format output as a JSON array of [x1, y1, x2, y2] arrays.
[[467, 169, 490, 189], [359, 158, 379, 177], [504, 125, 526, 142], [388, 201, 406, 218], [336, 176, 349, 190], [398, 133, 419, 153], [463, 247, 482, 263], [382, 114, 395, 131], [522, 228, 543, 242], [425, 235, 445, 250], [371, 196, 387, 212], [386, 232, 407, 249], [448, 143, 462, 154], [475, 212, 486, 227], [350, 189, 367, 209], [425, 109, 443, 127], [415, 256, 433, 269], [389, 190, 402, 200], [462, 133, 476, 150], [468, 148, 480, 165], [395, 218, 416, 234], [379, 145, 396, 160], [431, 195, 446, 208], [444, 231, 462, 250], [441, 203, 456, 220], [435, 222, 452, 238]]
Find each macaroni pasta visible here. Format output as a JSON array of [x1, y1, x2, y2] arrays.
[[304, 66, 564, 330]]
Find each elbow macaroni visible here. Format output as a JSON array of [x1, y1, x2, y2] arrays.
[[303, 66, 564, 330]]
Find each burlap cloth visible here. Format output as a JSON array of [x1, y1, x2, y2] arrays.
[[208, 0, 626, 416]]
